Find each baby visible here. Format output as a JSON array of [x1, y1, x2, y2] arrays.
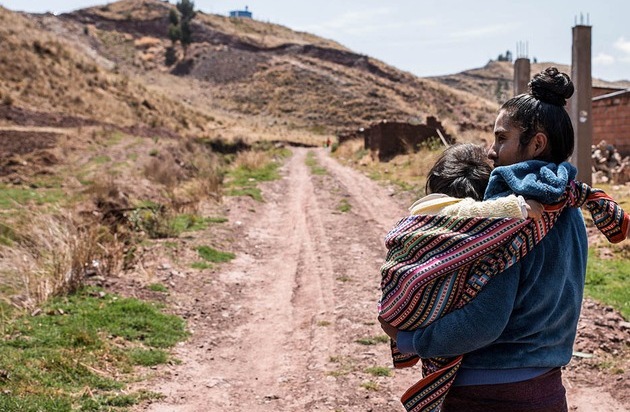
[[409, 143, 542, 219]]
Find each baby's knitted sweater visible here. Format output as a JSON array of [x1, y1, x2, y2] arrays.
[[409, 193, 527, 219]]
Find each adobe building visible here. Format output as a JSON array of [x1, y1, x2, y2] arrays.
[[338, 117, 455, 161], [592, 88, 630, 156]]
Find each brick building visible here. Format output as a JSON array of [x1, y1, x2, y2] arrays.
[[592, 88, 630, 156]]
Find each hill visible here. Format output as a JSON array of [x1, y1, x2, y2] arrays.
[[51, 0, 499, 140], [431, 60, 630, 105], [0, 5, 212, 134]]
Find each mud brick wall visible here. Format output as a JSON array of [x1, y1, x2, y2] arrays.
[[592, 91, 630, 156], [337, 117, 455, 161], [364, 117, 455, 161]]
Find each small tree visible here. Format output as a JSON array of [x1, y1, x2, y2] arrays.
[[176, 0, 196, 21], [168, 8, 180, 43], [177, 0, 196, 54], [166, 0, 196, 58]]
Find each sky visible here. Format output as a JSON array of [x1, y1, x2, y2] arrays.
[[2, 0, 629, 82]]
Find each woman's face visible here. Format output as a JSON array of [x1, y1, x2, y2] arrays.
[[488, 110, 537, 167]]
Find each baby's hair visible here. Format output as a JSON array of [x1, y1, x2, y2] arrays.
[[425, 143, 493, 201]]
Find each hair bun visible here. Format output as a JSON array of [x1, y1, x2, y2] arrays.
[[528, 67, 574, 106]]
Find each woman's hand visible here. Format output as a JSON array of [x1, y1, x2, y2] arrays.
[[525, 199, 543, 220], [378, 316, 398, 341]]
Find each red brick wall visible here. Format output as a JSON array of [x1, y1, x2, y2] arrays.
[[592, 92, 630, 156]]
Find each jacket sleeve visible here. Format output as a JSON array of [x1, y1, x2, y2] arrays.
[[396, 263, 521, 358]]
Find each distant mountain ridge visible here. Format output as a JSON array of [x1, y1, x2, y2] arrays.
[[431, 61, 630, 105]]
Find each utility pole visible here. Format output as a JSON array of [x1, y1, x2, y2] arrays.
[[569, 14, 592, 185], [513, 41, 530, 95]]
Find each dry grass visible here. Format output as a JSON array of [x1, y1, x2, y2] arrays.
[[0, 7, 214, 135], [333, 138, 447, 195], [0, 210, 124, 310], [143, 152, 184, 190], [232, 149, 271, 170]]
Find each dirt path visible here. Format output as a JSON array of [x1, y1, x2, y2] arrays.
[[132, 147, 628, 412]]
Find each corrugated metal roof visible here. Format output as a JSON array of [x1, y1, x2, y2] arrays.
[[593, 88, 630, 101]]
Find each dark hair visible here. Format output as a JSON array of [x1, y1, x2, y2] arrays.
[[425, 143, 492, 201], [500, 66, 575, 163]]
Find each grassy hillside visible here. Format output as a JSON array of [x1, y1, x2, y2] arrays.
[[58, 0, 499, 140], [0, 7, 215, 134]]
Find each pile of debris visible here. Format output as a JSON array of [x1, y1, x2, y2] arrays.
[[592, 141, 629, 184]]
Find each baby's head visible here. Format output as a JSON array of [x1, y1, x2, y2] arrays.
[[425, 143, 493, 201]]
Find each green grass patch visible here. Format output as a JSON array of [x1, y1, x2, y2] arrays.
[[206, 216, 228, 224], [226, 187, 263, 201], [170, 214, 220, 233], [127, 348, 169, 366], [0, 185, 66, 209], [0, 222, 17, 246], [131, 208, 219, 239], [104, 131, 126, 146], [0, 288, 188, 410], [585, 249, 630, 319], [366, 366, 391, 377], [147, 283, 168, 293], [91, 154, 111, 164], [191, 261, 213, 270], [305, 151, 327, 175], [196, 245, 235, 263], [29, 175, 64, 189], [80, 390, 164, 411], [326, 355, 354, 377], [225, 157, 283, 202], [355, 335, 389, 345], [361, 381, 379, 391], [337, 199, 351, 213], [228, 161, 280, 186]]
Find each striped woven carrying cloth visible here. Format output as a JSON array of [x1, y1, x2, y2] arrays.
[[379, 181, 629, 412]]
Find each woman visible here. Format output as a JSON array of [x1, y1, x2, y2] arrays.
[[385, 67, 587, 411]]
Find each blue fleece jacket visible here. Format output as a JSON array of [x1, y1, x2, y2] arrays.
[[396, 161, 588, 384]]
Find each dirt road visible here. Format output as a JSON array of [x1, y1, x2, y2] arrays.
[[133, 147, 627, 412]]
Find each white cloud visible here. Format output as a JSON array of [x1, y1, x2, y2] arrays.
[[594, 52, 615, 66], [448, 23, 516, 41], [300, 7, 393, 36], [614, 37, 630, 55], [300, 8, 436, 38]]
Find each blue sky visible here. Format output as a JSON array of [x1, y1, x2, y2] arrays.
[[2, 0, 629, 82]]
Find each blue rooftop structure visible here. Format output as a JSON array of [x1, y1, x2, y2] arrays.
[[229, 6, 252, 19]]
